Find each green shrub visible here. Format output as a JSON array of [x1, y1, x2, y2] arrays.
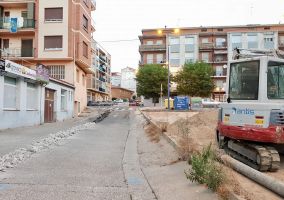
[[185, 143, 225, 192]]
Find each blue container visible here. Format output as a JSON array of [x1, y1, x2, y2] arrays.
[[174, 96, 189, 110]]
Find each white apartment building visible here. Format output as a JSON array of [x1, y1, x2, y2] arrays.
[[168, 35, 199, 74], [111, 72, 121, 87], [227, 31, 279, 60], [121, 67, 136, 94]]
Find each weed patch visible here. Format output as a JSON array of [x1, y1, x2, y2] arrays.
[[185, 144, 226, 192]]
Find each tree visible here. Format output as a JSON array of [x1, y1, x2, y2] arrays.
[[136, 64, 169, 105], [174, 62, 214, 97]]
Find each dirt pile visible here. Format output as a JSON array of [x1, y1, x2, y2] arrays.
[[167, 110, 218, 159]]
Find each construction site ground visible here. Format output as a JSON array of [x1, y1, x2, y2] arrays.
[[141, 109, 283, 200]]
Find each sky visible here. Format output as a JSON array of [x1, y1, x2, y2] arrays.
[[92, 0, 284, 72]]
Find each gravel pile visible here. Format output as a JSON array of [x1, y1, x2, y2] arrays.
[[0, 121, 98, 172]]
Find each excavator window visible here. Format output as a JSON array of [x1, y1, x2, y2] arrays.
[[229, 61, 259, 100], [267, 61, 284, 99]]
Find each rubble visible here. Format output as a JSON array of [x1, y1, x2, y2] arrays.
[[0, 122, 97, 172]]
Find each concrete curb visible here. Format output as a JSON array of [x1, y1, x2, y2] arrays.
[[139, 109, 244, 200]]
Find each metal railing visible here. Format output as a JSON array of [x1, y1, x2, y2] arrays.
[[139, 44, 166, 52], [0, 47, 34, 58], [0, 18, 35, 29]]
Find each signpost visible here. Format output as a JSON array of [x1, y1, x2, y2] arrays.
[[174, 96, 189, 110]]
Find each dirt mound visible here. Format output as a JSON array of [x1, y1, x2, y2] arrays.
[[167, 110, 218, 159]]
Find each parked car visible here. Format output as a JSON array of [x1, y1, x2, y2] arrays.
[[201, 98, 220, 108], [129, 100, 137, 106], [87, 101, 101, 106]]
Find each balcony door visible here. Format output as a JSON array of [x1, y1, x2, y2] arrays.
[[21, 39, 33, 57]]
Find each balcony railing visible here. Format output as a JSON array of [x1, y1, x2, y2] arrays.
[[99, 77, 106, 82], [0, 47, 34, 58], [0, 18, 35, 29], [199, 43, 214, 49], [139, 44, 166, 52]]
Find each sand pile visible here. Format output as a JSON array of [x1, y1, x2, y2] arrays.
[[166, 110, 218, 158]]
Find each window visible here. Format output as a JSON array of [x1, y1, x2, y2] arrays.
[[83, 42, 88, 58], [264, 33, 274, 49], [280, 36, 284, 45], [216, 80, 224, 89], [231, 34, 242, 49], [170, 53, 180, 66], [27, 82, 37, 110], [185, 37, 194, 52], [146, 40, 153, 45], [44, 36, 63, 50], [156, 40, 163, 45], [61, 89, 67, 111], [82, 74, 85, 86], [45, 8, 63, 22], [247, 33, 258, 49], [216, 38, 226, 47], [83, 15, 88, 31], [185, 53, 194, 63], [4, 76, 17, 109], [215, 66, 223, 76], [215, 55, 224, 62], [229, 61, 259, 100], [267, 61, 284, 99], [146, 54, 153, 64], [170, 37, 180, 53], [201, 38, 209, 43], [3, 39, 9, 49], [48, 65, 65, 80], [76, 69, 80, 83], [156, 54, 163, 64], [201, 52, 209, 62], [4, 11, 10, 23]]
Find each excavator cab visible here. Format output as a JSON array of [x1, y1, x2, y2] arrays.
[[217, 49, 284, 172]]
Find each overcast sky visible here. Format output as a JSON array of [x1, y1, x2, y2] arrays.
[[92, 0, 284, 72]]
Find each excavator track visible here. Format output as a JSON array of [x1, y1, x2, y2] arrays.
[[224, 140, 280, 172]]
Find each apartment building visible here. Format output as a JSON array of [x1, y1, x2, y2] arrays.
[[139, 24, 284, 100], [0, 0, 96, 118], [111, 72, 121, 87], [121, 67, 136, 94], [87, 39, 111, 102]]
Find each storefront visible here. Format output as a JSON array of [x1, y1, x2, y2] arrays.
[[0, 59, 74, 129], [0, 59, 44, 129]]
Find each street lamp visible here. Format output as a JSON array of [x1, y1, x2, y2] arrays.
[[157, 27, 180, 110]]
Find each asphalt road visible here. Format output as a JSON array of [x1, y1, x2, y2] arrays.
[[0, 106, 216, 200]]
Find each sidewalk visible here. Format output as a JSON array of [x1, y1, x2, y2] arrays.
[[0, 107, 108, 157]]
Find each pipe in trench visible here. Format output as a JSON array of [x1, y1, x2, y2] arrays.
[[221, 155, 284, 198]]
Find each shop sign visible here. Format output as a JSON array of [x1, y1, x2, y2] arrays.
[[5, 60, 36, 80], [36, 63, 49, 84]]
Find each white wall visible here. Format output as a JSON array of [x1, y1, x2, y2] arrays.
[[45, 81, 74, 121], [227, 31, 279, 60], [0, 75, 43, 130], [121, 68, 136, 93]]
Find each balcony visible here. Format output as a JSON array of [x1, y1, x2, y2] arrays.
[[199, 43, 214, 50], [0, 0, 35, 7], [214, 42, 227, 49], [0, 47, 34, 59], [0, 18, 35, 32], [99, 77, 106, 82], [139, 44, 166, 52], [214, 50, 228, 54], [99, 87, 106, 92]]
